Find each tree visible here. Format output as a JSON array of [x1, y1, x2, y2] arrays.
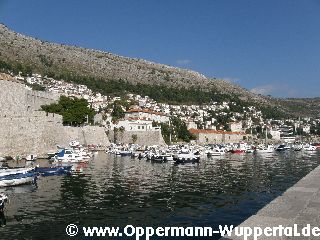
[[111, 103, 125, 122], [132, 134, 138, 144], [41, 96, 95, 126]]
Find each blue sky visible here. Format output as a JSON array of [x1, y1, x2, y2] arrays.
[[0, 0, 320, 98]]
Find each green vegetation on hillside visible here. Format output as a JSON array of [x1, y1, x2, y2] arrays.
[[41, 96, 95, 126], [0, 59, 285, 119], [154, 117, 196, 144]]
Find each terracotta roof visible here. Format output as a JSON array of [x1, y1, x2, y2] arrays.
[[189, 128, 246, 135], [126, 108, 167, 116]]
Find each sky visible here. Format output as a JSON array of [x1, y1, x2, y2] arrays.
[[0, 0, 320, 98]]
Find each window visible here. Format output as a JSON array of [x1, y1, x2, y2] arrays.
[[138, 126, 140, 129], [142, 126, 144, 129]]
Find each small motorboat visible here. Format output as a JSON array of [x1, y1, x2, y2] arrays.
[[174, 149, 200, 164], [35, 166, 72, 177], [0, 194, 8, 211], [52, 149, 85, 163], [119, 150, 132, 157], [151, 155, 167, 163], [0, 167, 34, 177], [0, 172, 37, 188], [255, 145, 274, 154], [302, 144, 317, 151], [230, 143, 247, 154], [207, 148, 226, 157], [276, 144, 291, 152]]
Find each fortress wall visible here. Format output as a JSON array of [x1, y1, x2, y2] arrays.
[[0, 80, 109, 157], [108, 130, 166, 146]]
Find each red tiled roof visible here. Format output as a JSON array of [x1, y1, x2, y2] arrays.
[[189, 128, 246, 135]]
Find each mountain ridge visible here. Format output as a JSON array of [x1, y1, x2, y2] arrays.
[[0, 23, 319, 117], [0, 23, 262, 99]]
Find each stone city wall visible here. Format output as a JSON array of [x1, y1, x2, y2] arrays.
[[0, 114, 110, 157], [108, 130, 166, 146], [0, 79, 109, 157], [0, 79, 59, 116]]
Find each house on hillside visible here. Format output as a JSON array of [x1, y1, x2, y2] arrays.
[[111, 118, 161, 132], [125, 108, 169, 123], [228, 121, 243, 132]]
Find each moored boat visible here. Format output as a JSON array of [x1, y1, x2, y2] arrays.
[[0, 194, 8, 211], [0, 172, 37, 188], [0, 167, 34, 177], [276, 144, 291, 152], [174, 149, 200, 164], [52, 149, 85, 163], [35, 166, 72, 177], [230, 142, 247, 154], [255, 145, 274, 154]]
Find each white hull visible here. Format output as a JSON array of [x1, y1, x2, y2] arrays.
[[0, 176, 35, 188], [0, 168, 34, 177]]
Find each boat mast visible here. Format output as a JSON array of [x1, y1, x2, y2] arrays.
[[169, 118, 172, 145], [265, 125, 267, 145]]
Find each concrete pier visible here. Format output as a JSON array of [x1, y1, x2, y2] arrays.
[[221, 165, 320, 240]]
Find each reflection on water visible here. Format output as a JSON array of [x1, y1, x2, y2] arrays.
[[0, 151, 319, 239]]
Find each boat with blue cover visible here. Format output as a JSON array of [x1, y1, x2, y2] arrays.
[[35, 166, 72, 176]]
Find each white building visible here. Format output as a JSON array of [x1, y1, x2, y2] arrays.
[[269, 129, 281, 141], [111, 118, 161, 132], [228, 121, 243, 132], [125, 108, 169, 123]]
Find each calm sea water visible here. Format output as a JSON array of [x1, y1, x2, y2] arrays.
[[0, 151, 319, 239]]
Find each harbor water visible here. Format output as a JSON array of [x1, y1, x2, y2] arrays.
[[1, 151, 320, 239]]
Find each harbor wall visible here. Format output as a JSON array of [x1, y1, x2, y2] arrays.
[[0, 112, 110, 157], [108, 130, 166, 146], [0, 79, 109, 157]]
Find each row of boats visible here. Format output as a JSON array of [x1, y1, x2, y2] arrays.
[[106, 142, 320, 162]]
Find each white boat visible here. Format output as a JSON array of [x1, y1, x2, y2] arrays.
[[73, 148, 92, 159], [53, 149, 85, 163], [0, 194, 8, 211], [255, 145, 274, 154], [207, 148, 225, 156], [0, 167, 34, 177], [174, 149, 200, 163], [302, 144, 317, 151], [0, 172, 37, 188]]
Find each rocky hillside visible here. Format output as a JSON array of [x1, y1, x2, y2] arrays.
[[0, 24, 262, 98], [0, 23, 318, 117]]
